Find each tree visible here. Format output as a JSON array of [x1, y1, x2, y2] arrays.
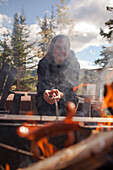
[[56, 0, 74, 35], [0, 31, 12, 64], [10, 12, 38, 91], [11, 12, 34, 68], [0, 12, 37, 91], [95, 6, 113, 67], [36, 0, 75, 59], [37, 6, 56, 58]]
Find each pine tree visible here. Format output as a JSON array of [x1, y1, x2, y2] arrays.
[[0, 12, 37, 91], [36, 1, 74, 59], [37, 6, 56, 58], [95, 6, 113, 67], [0, 31, 12, 64], [11, 12, 37, 90], [56, 0, 74, 35], [11, 12, 35, 68]]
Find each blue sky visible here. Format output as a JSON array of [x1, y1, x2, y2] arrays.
[[0, 0, 57, 24], [0, 0, 113, 69]]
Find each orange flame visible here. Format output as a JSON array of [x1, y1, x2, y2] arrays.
[[103, 84, 113, 109], [73, 83, 87, 92], [37, 137, 57, 157], [96, 71, 113, 131], [6, 163, 10, 170], [96, 83, 113, 131], [73, 83, 113, 131]]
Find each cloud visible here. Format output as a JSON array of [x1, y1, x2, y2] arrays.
[[0, 13, 12, 39], [0, 0, 8, 6], [78, 59, 99, 69], [27, 0, 113, 53], [0, 27, 11, 36], [0, 0, 112, 66], [0, 13, 12, 27], [68, 0, 113, 52], [29, 24, 41, 43]]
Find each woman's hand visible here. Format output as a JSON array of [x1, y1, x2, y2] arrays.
[[43, 89, 63, 104]]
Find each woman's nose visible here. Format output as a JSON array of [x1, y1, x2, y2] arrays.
[[60, 47, 65, 53]]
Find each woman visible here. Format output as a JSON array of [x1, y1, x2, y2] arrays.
[[36, 34, 80, 116], [34, 35, 84, 158]]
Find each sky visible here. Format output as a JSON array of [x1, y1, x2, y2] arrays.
[[0, 0, 113, 69]]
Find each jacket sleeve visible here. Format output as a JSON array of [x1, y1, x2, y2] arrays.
[[36, 59, 48, 110]]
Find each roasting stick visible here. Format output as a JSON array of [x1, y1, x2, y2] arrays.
[[51, 94, 59, 121], [52, 93, 80, 120], [75, 102, 79, 113], [54, 98, 59, 120]]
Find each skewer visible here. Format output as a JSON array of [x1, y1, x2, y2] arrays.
[[53, 97, 59, 121], [50, 93, 59, 120]]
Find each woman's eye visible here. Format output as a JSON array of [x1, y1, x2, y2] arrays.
[[57, 46, 65, 50]]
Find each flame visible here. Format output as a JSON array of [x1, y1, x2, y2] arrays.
[[96, 83, 113, 131], [6, 163, 10, 170], [96, 115, 113, 131], [37, 137, 57, 157], [73, 83, 113, 131], [96, 70, 113, 131], [103, 84, 113, 109], [73, 83, 87, 92]]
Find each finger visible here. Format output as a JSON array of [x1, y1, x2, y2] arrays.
[[43, 92, 49, 100], [51, 89, 59, 95], [60, 92, 64, 97]]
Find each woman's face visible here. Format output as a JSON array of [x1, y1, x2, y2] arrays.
[[53, 38, 70, 65]]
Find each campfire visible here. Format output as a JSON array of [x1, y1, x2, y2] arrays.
[[1, 78, 113, 169], [17, 102, 91, 159], [15, 79, 113, 169]]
